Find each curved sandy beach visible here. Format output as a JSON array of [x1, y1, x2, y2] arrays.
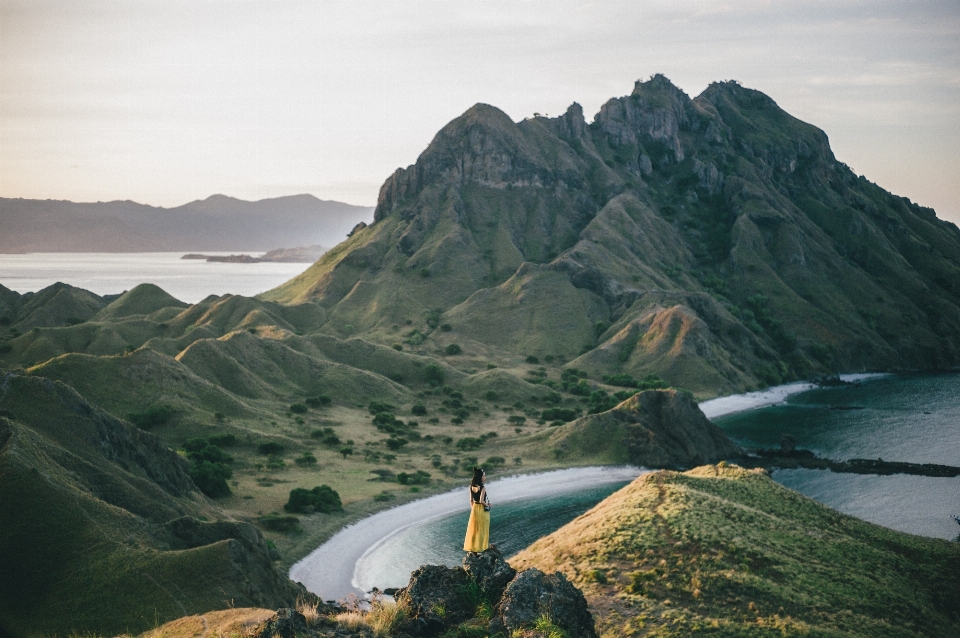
[[289, 373, 891, 601], [289, 465, 646, 601]]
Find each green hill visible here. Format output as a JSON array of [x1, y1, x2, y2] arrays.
[[262, 76, 960, 396], [511, 464, 960, 637], [0, 371, 303, 637]]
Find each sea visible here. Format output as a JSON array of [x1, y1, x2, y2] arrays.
[[713, 372, 960, 541], [348, 374, 960, 592], [0, 252, 310, 303]]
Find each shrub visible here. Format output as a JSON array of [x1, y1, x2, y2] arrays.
[[385, 437, 409, 450], [207, 433, 237, 447], [397, 470, 431, 485], [127, 405, 175, 429], [540, 408, 578, 422], [411, 404, 427, 416], [424, 363, 445, 386], [0, 344, 12, 355], [392, 343, 403, 351], [525, 355, 539, 364], [483, 390, 499, 401], [258, 441, 285, 455], [369, 400, 397, 414], [507, 415, 526, 426], [456, 437, 483, 451], [190, 459, 233, 497], [440, 323, 452, 332], [339, 447, 354, 458], [258, 514, 301, 532], [305, 395, 332, 408], [295, 453, 318, 465], [290, 403, 309, 414], [444, 343, 462, 355], [374, 491, 395, 502], [284, 485, 343, 514], [485, 456, 505, 468]]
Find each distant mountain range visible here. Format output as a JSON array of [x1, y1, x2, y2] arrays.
[[0, 194, 373, 252]]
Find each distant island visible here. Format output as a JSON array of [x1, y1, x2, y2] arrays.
[[182, 245, 328, 263], [0, 194, 372, 253]]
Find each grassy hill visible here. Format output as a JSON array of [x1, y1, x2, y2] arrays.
[[262, 76, 960, 396], [511, 465, 960, 637], [0, 371, 303, 637]]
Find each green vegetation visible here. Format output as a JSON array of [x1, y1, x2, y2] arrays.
[[283, 485, 343, 514], [512, 464, 960, 637], [184, 438, 234, 497], [126, 404, 175, 429]]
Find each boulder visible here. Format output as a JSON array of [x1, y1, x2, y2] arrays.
[[490, 568, 598, 638], [394, 564, 473, 636], [248, 608, 311, 638], [461, 544, 516, 603]]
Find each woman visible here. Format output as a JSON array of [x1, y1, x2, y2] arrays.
[[463, 467, 491, 553]]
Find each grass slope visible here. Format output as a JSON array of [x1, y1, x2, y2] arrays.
[[511, 464, 960, 637], [0, 373, 301, 637]]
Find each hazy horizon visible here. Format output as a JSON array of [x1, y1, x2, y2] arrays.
[[2, 1, 958, 224]]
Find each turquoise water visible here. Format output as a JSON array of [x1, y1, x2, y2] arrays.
[[353, 482, 629, 592], [714, 373, 960, 540]]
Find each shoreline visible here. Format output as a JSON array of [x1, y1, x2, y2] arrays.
[[288, 465, 645, 602], [287, 373, 894, 601], [699, 373, 891, 420]]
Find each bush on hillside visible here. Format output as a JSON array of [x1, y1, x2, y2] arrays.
[[424, 363, 445, 386], [369, 400, 397, 415], [412, 404, 427, 416], [184, 438, 234, 497], [258, 514, 301, 532], [305, 395, 332, 408], [290, 403, 308, 414], [444, 343, 463, 355], [295, 453, 318, 465], [397, 470, 431, 485], [284, 485, 343, 514], [456, 437, 484, 451], [127, 404, 175, 429], [258, 441, 285, 455], [540, 407, 579, 422]]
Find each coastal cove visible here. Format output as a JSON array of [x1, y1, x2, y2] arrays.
[[291, 373, 960, 603], [715, 372, 960, 540]]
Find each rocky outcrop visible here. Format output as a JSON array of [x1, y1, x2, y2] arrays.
[[490, 568, 598, 638], [394, 564, 474, 635], [462, 544, 516, 603], [394, 546, 596, 637]]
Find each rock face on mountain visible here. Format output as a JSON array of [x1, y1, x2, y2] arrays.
[[543, 389, 743, 468], [264, 76, 960, 395], [0, 371, 304, 637]]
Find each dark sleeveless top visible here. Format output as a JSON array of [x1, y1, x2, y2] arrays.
[[470, 484, 487, 504]]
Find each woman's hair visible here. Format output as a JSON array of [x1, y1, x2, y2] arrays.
[[471, 467, 484, 488]]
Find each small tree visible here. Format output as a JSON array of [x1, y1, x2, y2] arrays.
[[339, 446, 353, 459]]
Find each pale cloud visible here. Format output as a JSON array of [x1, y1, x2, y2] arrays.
[[0, 0, 958, 225]]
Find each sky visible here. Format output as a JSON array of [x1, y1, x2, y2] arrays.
[[2, 0, 959, 225]]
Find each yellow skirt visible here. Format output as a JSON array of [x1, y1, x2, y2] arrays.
[[463, 502, 490, 552]]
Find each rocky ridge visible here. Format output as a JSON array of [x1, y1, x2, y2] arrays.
[[264, 75, 960, 396]]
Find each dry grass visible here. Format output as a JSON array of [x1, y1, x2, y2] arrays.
[[296, 596, 323, 626], [333, 595, 407, 638]]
